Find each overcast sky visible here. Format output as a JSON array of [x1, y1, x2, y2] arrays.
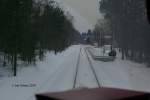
[[57, 0, 103, 33]]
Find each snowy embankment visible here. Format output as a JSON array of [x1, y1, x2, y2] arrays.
[[87, 47, 114, 61], [87, 47, 150, 93], [0, 45, 80, 100]]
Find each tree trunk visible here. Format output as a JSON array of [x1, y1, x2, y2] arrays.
[[3, 54, 6, 67], [125, 48, 129, 59], [13, 52, 17, 76], [131, 50, 135, 60], [122, 48, 125, 60]]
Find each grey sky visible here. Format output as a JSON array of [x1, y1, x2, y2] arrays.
[[58, 0, 102, 32]]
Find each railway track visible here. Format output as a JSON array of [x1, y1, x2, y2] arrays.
[[73, 47, 101, 89], [73, 47, 81, 88], [84, 48, 101, 87]]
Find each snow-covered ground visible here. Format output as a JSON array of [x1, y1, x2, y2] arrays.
[[87, 47, 150, 92], [0, 45, 150, 100], [0, 45, 80, 100]]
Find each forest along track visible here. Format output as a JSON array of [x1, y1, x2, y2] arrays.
[[73, 47, 101, 89]]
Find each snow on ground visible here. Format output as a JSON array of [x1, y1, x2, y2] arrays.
[[0, 45, 150, 100], [87, 47, 150, 92], [0, 45, 80, 100], [87, 47, 105, 56]]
